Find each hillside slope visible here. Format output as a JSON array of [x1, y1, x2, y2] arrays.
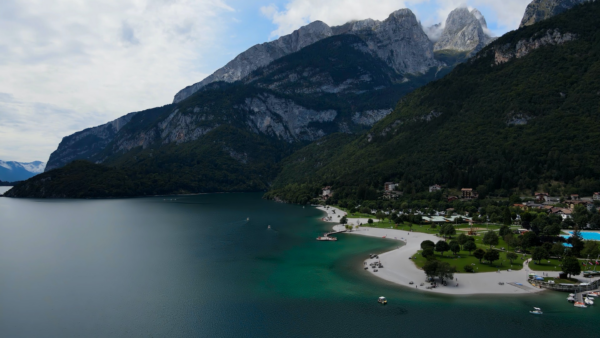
[[8, 35, 454, 198], [268, 1, 600, 201]]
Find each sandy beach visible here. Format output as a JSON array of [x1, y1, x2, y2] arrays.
[[317, 206, 553, 295]]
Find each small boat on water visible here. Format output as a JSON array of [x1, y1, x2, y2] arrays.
[[585, 297, 594, 305], [267, 225, 271, 229], [529, 307, 543, 315], [567, 296, 575, 302], [316, 236, 337, 241], [587, 292, 598, 297], [378, 296, 387, 305], [574, 302, 587, 308]]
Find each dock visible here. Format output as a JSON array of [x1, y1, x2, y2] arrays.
[[316, 229, 346, 241]]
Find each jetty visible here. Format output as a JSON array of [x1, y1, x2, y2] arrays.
[[317, 229, 346, 241]]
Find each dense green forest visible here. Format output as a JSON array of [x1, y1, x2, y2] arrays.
[[267, 1, 600, 203]]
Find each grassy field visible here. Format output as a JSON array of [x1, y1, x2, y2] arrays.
[[412, 249, 526, 273], [527, 258, 563, 272]]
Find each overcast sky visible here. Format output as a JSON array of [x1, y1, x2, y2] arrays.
[[0, 0, 532, 163]]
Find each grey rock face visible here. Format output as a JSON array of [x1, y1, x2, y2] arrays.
[[487, 29, 576, 65], [344, 9, 439, 74], [45, 112, 137, 171], [520, 0, 590, 28], [434, 8, 494, 53], [174, 8, 439, 103], [173, 21, 333, 103], [240, 94, 338, 142], [352, 110, 393, 126]]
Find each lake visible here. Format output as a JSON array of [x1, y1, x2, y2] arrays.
[[0, 192, 597, 337]]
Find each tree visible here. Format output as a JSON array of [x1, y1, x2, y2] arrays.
[[436, 262, 455, 283], [340, 215, 348, 225], [506, 252, 518, 264], [473, 248, 485, 263], [482, 230, 499, 249], [449, 240, 461, 256], [422, 248, 435, 259], [521, 231, 538, 250], [484, 250, 500, 265], [368, 218, 373, 224], [570, 237, 585, 257], [464, 241, 477, 254], [457, 233, 468, 250], [439, 224, 456, 238], [499, 225, 511, 237], [376, 211, 385, 222], [543, 223, 562, 236], [503, 207, 512, 225], [551, 242, 565, 258], [532, 247, 550, 264], [561, 256, 582, 278], [423, 260, 439, 279], [421, 240, 435, 250], [435, 240, 450, 256], [581, 241, 600, 258], [504, 234, 516, 251]]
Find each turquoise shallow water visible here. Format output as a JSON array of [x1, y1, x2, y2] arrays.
[[0, 193, 597, 337]]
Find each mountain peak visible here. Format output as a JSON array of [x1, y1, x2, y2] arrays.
[[434, 7, 493, 53], [520, 0, 590, 28]]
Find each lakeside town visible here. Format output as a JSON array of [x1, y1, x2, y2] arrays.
[[318, 183, 600, 306]]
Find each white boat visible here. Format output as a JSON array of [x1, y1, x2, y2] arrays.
[[574, 302, 587, 308], [585, 298, 594, 305], [316, 236, 337, 241], [587, 292, 598, 297], [378, 296, 387, 305], [529, 307, 543, 315], [567, 296, 575, 302]]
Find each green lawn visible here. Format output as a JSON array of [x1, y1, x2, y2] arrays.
[[527, 258, 563, 271], [412, 249, 526, 273]]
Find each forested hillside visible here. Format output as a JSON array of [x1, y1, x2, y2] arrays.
[[268, 1, 600, 203]]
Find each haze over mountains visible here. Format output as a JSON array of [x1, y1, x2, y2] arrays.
[[7, 0, 598, 198], [0, 160, 45, 182]]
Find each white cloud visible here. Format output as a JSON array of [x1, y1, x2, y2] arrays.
[[0, 0, 234, 162], [261, 0, 532, 38]]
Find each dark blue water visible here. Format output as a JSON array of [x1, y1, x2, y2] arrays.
[[0, 193, 597, 337]]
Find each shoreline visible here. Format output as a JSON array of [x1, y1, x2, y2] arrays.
[[316, 205, 550, 296]]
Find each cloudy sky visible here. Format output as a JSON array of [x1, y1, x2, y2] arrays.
[[0, 0, 532, 163]]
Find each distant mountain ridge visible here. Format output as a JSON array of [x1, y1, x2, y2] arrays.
[[174, 8, 440, 104], [173, 7, 494, 104], [520, 0, 592, 27], [0, 160, 45, 182]]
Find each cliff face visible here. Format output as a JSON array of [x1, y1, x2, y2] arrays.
[[486, 29, 577, 65], [174, 8, 439, 103], [520, 0, 590, 27], [173, 21, 333, 104], [45, 112, 138, 171], [434, 8, 494, 53]]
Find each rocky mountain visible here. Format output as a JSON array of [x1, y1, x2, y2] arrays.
[[173, 21, 333, 104], [45, 111, 143, 171], [14, 33, 455, 198], [174, 8, 438, 103], [266, 0, 600, 203], [520, 0, 590, 27], [434, 8, 494, 54], [0, 160, 45, 182]]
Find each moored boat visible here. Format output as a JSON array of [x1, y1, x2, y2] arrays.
[[585, 297, 594, 305], [574, 302, 587, 308], [529, 307, 543, 315], [316, 236, 337, 241], [378, 296, 387, 305]]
